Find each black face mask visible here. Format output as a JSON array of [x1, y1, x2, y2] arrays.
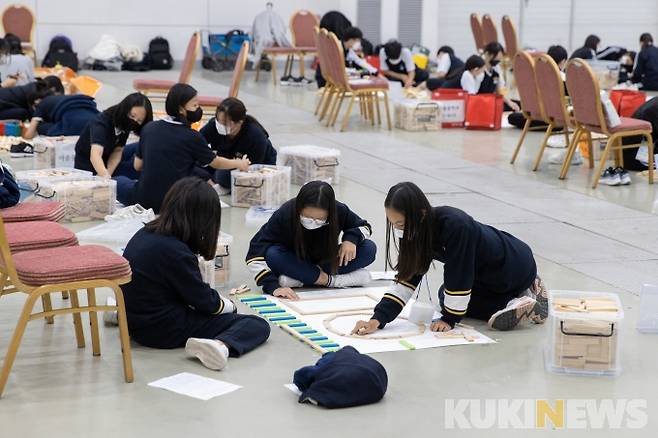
[[186, 107, 203, 123], [128, 119, 141, 132], [490, 59, 500, 67]]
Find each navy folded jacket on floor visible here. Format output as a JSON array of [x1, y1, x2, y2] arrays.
[[293, 346, 388, 409]]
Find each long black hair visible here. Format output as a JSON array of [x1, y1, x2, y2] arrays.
[[4, 33, 23, 55], [384, 182, 434, 281], [292, 181, 339, 273], [319, 11, 352, 41], [41, 76, 65, 95], [144, 177, 221, 260], [165, 83, 197, 126], [216, 97, 269, 137], [105, 93, 153, 135], [584, 34, 600, 51]]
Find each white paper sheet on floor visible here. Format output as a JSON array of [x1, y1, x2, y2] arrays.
[[148, 372, 241, 401]]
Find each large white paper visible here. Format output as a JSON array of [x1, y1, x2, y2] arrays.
[[148, 372, 241, 401], [284, 383, 302, 396]]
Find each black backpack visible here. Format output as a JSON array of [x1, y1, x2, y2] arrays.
[[42, 35, 79, 71], [148, 37, 173, 70]]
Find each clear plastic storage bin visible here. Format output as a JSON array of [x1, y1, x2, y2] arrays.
[[277, 145, 341, 185], [16, 168, 93, 192], [199, 232, 233, 289], [546, 290, 623, 376], [394, 99, 441, 131], [35, 177, 117, 223], [231, 165, 290, 208], [32, 136, 78, 169], [586, 60, 620, 90], [637, 284, 658, 334]]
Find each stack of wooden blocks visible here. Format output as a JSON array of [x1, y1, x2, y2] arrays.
[[32, 136, 78, 169], [277, 145, 341, 186], [549, 294, 621, 375], [394, 99, 441, 131], [38, 178, 117, 222], [231, 165, 290, 208]]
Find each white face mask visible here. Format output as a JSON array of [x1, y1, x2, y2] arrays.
[[389, 57, 401, 64], [393, 227, 404, 239], [352, 41, 362, 52], [215, 119, 228, 135], [300, 216, 327, 230]]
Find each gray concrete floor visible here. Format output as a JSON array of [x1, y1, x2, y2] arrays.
[[1, 67, 657, 437]]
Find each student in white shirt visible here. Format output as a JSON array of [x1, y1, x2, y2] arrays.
[[425, 46, 464, 90], [0, 35, 34, 86], [440, 55, 485, 93], [480, 42, 519, 111], [342, 27, 378, 75], [379, 39, 428, 87]]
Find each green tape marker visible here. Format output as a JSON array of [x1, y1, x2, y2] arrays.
[[399, 340, 416, 350]]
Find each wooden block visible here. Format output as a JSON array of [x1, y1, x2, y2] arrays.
[[559, 356, 586, 369], [584, 361, 612, 371], [560, 335, 601, 346], [557, 343, 588, 357]]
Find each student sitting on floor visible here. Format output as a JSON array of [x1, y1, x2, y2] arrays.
[[113, 84, 250, 212], [425, 46, 464, 91], [200, 97, 277, 194], [570, 34, 600, 60], [379, 39, 428, 88], [0, 36, 35, 87], [631, 33, 658, 91], [246, 180, 376, 300], [478, 42, 519, 111], [22, 92, 98, 139], [440, 54, 485, 94], [122, 177, 270, 370], [74, 93, 153, 179], [342, 27, 378, 75], [351, 182, 548, 336], [0, 76, 62, 121]]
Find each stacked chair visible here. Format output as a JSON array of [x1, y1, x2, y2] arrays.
[[314, 28, 391, 132], [0, 202, 134, 397]]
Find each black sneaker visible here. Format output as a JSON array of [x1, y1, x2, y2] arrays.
[[599, 167, 621, 186], [10, 142, 34, 158]]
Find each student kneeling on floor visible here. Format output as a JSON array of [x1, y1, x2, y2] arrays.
[[352, 182, 548, 336], [246, 181, 376, 300], [379, 39, 428, 88], [121, 177, 270, 371], [200, 97, 277, 194]]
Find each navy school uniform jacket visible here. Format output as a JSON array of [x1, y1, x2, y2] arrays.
[[74, 112, 129, 173], [200, 118, 277, 165], [121, 228, 228, 348], [632, 45, 658, 90], [133, 119, 216, 213], [0, 82, 37, 116], [372, 206, 537, 328], [34, 94, 99, 136], [246, 199, 373, 293]]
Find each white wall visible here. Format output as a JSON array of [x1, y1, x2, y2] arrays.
[[2, 0, 657, 61], [0, 0, 338, 60]]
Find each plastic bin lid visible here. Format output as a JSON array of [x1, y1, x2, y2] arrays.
[[279, 145, 341, 157], [549, 290, 624, 322]]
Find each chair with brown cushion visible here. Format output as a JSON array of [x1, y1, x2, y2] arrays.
[[133, 32, 199, 96], [561, 58, 654, 188], [470, 13, 485, 53], [1, 201, 65, 223], [533, 53, 578, 171], [0, 215, 134, 397], [501, 15, 518, 60], [198, 41, 250, 114], [1, 4, 36, 62], [1, 220, 79, 322], [257, 9, 319, 85], [322, 31, 391, 131], [482, 14, 499, 45], [510, 51, 550, 166]]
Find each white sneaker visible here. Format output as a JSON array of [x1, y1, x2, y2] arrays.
[[213, 184, 231, 196], [487, 296, 537, 331], [615, 167, 632, 185], [185, 338, 229, 371], [600, 167, 621, 186], [546, 136, 568, 148], [103, 296, 119, 326], [330, 269, 372, 288], [279, 275, 304, 288], [548, 149, 583, 165]]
